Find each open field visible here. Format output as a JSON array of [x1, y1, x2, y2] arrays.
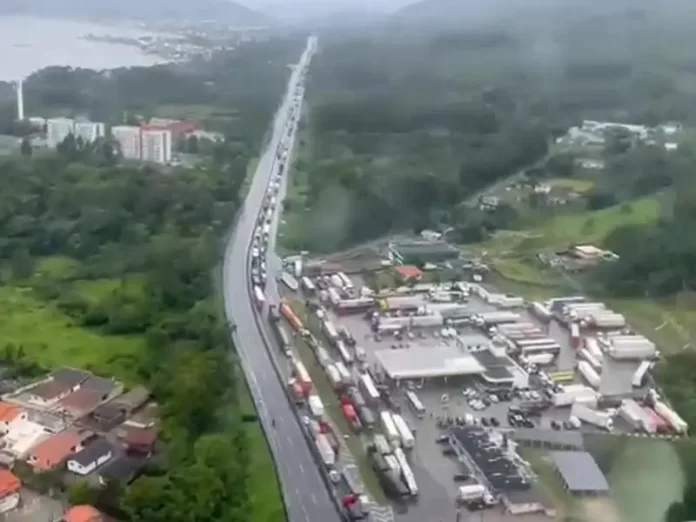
[[0, 285, 144, 381], [547, 178, 596, 193]]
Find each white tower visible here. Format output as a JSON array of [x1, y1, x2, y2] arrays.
[[16, 79, 24, 121]]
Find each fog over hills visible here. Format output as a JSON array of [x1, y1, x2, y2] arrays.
[[0, 0, 270, 25]]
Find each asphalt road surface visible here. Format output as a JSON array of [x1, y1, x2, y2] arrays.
[[222, 37, 341, 522]]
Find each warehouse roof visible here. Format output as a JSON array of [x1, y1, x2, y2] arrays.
[[390, 239, 459, 255], [551, 451, 609, 493], [374, 345, 485, 379]]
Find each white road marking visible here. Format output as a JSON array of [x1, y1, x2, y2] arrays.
[[311, 493, 317, 505], [299, 463, 304, 473]]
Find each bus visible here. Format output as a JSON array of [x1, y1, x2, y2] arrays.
[[405, 390, 426, 418]]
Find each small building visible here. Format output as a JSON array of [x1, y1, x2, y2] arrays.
[[0, 469, 21, 513], [0, 402, 22, 434], [124, 403, 158, 429], [67, 437, 115, 476], [109, 386, 150, 415], [115, 425, 158, 455], [393, 265, 423, 282], [97, 455, 146, 486], [28, 429, 94, 471], [388, 239, 459, 266], [57, 389, 106, 419], [551, 450, 610, 497], [62, 504, 104, 522]]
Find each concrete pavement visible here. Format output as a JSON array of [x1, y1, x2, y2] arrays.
[[223, 37, 341, 522]]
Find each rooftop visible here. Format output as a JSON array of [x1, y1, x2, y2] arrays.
[[57, 388, 105, 418], [69, 437, 115, 468], [29, 429, 93, 471], [110, 386, 150, 411], [0, 401, 22, 423], [393, 265, 423, 280], [98, 455, 146, 484], [511, 428, 584, 450], [63, 505, 103, 522], [374, 344, 486, 380], [51, 368, 90, 388], [80, 376, 119, 397], [551, 451, 609, 493], [27, 380, 71, 401], [0, 469, 20, 498]]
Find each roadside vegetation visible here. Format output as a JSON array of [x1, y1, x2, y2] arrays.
[[0, 37, 308, 522]]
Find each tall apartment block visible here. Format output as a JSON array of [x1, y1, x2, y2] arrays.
[[111, 126, 142, 160], [140, 127, 173, 164], [46, 118, 76, 147], [73, 121, 106, 143]]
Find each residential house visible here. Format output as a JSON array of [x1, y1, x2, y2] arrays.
[[97, 455, 146, 486], [57, 389, 108, 420], [3, 416, 51, 457], [0, 469, 20, 514], [80, 376, 122, 401], [62, 505, 104, 522], [109, 386, 150, 415], [115, 425, 158, 455], [85, 403, 127, 433], [124, 403, 158, 429], [0, 402, 22, 434], [67, 438, 115, 476], [25, 368, 90, 408], [28, 429, 94, 471]]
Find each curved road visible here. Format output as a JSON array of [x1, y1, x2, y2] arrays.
[[223, 37, 340, 522]]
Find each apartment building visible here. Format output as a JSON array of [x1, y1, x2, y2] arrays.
[[111, 126, 142, 160], [73, 121, 105, 143], [140, 127, 172, 164], [46, 118, 75, 147]]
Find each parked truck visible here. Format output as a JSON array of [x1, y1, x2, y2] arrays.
[[577, 360, 601, 389], [394, 448, 418, 496], [372, 434, 391, 455], [570, 402, 613, 430], [315, 433, 336, 467], [308, 394, 324, 419], [253, 285, 265, 310], [654, 401, 688, 434], [632, 360, 653, 388], [392, 414, 415, 450], [360, 373, 381, 404], [380, 411, 400, 447]]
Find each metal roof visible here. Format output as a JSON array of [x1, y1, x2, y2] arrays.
[[374, 345, 485, 380], [511, 429, 584, 449], [551, 451, 609, 492]]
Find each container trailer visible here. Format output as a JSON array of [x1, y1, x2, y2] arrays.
[[570, 402, 613, 430], [342, 403, 358, 425], [328, 288, 342, 305], [357, 406, 375, 429], [339, 272, 354, 290], [330, 274, 344, 288], [518, 342, 561, 354], [577, 360, 601, 389], [476, 311, 520, 325], [632, 360, 653, 388], [373, 434, 391, 455], [529, 302, 552, 321], [620, 399, 655, 433], [579, 349, 602, 372], [457, 484, 486, 502], [315, 345, 332, 368], [293, 359, 311, 387], [591, 313, 626, 329], [584, 337, 604, 360], [326, 365, 343, 389], [337, 340, 354, 364], [280, 302, 306, 334], [569, 323, 581, 348], [552, 385, 596, 407], [360, 374, 381, 404], [323, 320, 339, 343], [289, 379, 306, 403], [335, 362, 352, 384], [607, 343, 656, 360], [380, 411, 400, 446], [392, 414, 416, 449], [643, 406, 670, 434], [382, 469, 410, 499], [308, 395, 325, 418], [253, 285, 265, 310], [301, 276, 316, 294], [371, 451, 389, 471], [405, 390, 426, 417], [315, 433, 336, 467], [654, 401, 688, 434], [394, 448, 418, 496], [522, 352, 555, 366], [342, 465, 365, 496], [336, 298, 374, 315], [271, 321, 292, 356], [348, 388, 367, 409], [281, 272, 299, 291], [384, 454, 401, 473]]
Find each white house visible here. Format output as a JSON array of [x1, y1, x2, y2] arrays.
[[66, 438, 115, 476]]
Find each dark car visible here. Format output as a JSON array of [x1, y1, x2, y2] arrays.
[[490, 417, 500, 427], [453, 473, 469, 482]]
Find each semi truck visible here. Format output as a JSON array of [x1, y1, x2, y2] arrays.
[[392, 414, 415, 450], [570, 402, 613, 430], [380, 411, 400, 447], [253, 285, 265, 310]]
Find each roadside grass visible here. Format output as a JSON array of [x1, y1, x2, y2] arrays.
[[237, 378, 287, 522], [0, 285, 143, 381], [74, 276, 148, 304], [35, 256, 82, 280], [211, 265, 286, 522], [607, 438, 684, 522], [290, 299, 388, 503]]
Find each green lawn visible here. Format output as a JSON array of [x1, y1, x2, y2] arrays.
[[548, 177, 595, 193], [0, 286, 143, 381]]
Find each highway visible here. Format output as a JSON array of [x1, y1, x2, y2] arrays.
[[222, 37, 342, 522]]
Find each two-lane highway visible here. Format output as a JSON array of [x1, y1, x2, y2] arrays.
[[223, 37, 341, 522]]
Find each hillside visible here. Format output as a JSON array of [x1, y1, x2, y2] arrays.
[[0, 0, 269, 26]]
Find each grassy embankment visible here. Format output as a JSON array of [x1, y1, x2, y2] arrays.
[[469, 195, 696, 351], [522, 437, 683, 522], [289, 299, 388, 503]]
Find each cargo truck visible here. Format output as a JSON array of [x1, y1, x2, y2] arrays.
[[632, 360, 653, 388], [654, 401, 688, 434], [380, 410, 400, 447], [308, 395, 325, 418], [570, 402, 613, 430], [372, 434, 391, 455], [360, 374, 381, 404], [392, 414, 415, 450], [280, 302, 306, 334], [253, 286, 265, 310], [326, 364, 343, 390], [394, 448, 418, 496], [577, 360, 601, 389], [315, 433, 336, 467], [342, 403, 359, 427]]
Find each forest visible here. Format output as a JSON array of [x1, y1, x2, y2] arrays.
[[0, 34, 307, 522], [279, 5, 696, 253]]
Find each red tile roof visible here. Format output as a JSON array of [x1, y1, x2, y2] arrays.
[[29, 430, 87, 471], [63, 505, 103, 522], [0, 402, 22, 423], [394, 265, 424, 281], [0, 469, 20, 498]]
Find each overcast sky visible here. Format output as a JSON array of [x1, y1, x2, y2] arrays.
[[239, 0, 415, 16]]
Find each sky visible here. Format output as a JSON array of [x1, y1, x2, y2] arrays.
[[239, 0, 416, 17]]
